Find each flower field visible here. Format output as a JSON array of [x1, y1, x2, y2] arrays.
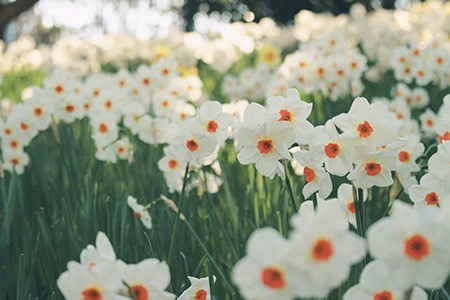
[[1, 2, 450, 299]]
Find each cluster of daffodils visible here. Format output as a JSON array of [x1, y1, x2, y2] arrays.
[[415, 94, 450, 144], [233, 196, 450, 299], [222, 64, 273, 101], [389, 43, 450, 88], [219, 1, 450, 100], [158, 101, 233, 193], [0, 36, 50, 74], [235, 89, 312, 179], [236, 88, 419, 195], [350, 199, 450, 300], [0, 54, 204, 174], [231, 87, 450, 298], [57, 231, 213, 300], [185, 18, 294, 73], [267, 32, 367, 101], [304, 1, 450, 87], [233, 203, 366, 299]]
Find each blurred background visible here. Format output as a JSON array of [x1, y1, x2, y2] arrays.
[[0, 0, 427, 43]]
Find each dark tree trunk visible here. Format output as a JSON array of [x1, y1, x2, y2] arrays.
[[0, 0, 40, 41]]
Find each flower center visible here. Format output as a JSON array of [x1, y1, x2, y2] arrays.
[[317, 67, 325, 76], [257, 140, 273, 154], [347, 200, 355, 214], [365, 162, 381, 176], [82, 287, 102, 300], [206, 120, 218, 133], [324, 143, 340, 158], [357, 121, 374, 138], [186, 139, 199, 152], [143, 78, 150, 86], [425, 192, 439, 206], [105, 100, 112, 109], [405, 234, 429, 261], [135, 212, 142, 219], [130, 285, 148, 300], [278, 109, 292, 122], [66, 104, 75, 112], [54, 85, 64, 94], [34, 107, 43, 116], [312, 239, 333, 261], [261, 266, 285, 289], [303, 166, 315, 182], [168, 159, 178, 169], [398, 151, 410, 162], [20, 122, 28, 130], [99, 123, 108, 133], [438, 131, 450, 143], [195, 289, 207, 300], [264, 51, 276, 62], [373, 290, 393, 300]]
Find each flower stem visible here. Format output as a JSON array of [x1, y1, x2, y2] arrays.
[[182, 217, 236, 294], [312, 192, 318, 210], [283, 160, 298, 212], [441, 287, 450, 300], [201, 168, 240, 261], [352, 185, 365, 238], [123, 281, 137, 300], [168, 163, 190, 264]]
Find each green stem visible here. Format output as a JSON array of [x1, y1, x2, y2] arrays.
[[441, 287, 450, 300], [183, 217, 236, 294], [283, 160, 298, 212], [201, 168, 240, 261], [168, 163, 190, 264], [312, 193, 318, 210], [357, 188, 366, 237], [123, 281, 137, 300], [383, 187, 404, 217], [352, 185, 364, 238]]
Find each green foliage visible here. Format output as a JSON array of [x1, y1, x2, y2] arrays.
[[0, 69, 46, 103]]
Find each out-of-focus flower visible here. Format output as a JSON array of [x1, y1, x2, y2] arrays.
[[127, 196, 152, 230], [344, 260, 428, 300], [232, 228, 300, 300], [428, 141, 450, 181], [287, 202, 366, 298], [57, 262, 124, 300], [367, 201, 450, 289]]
